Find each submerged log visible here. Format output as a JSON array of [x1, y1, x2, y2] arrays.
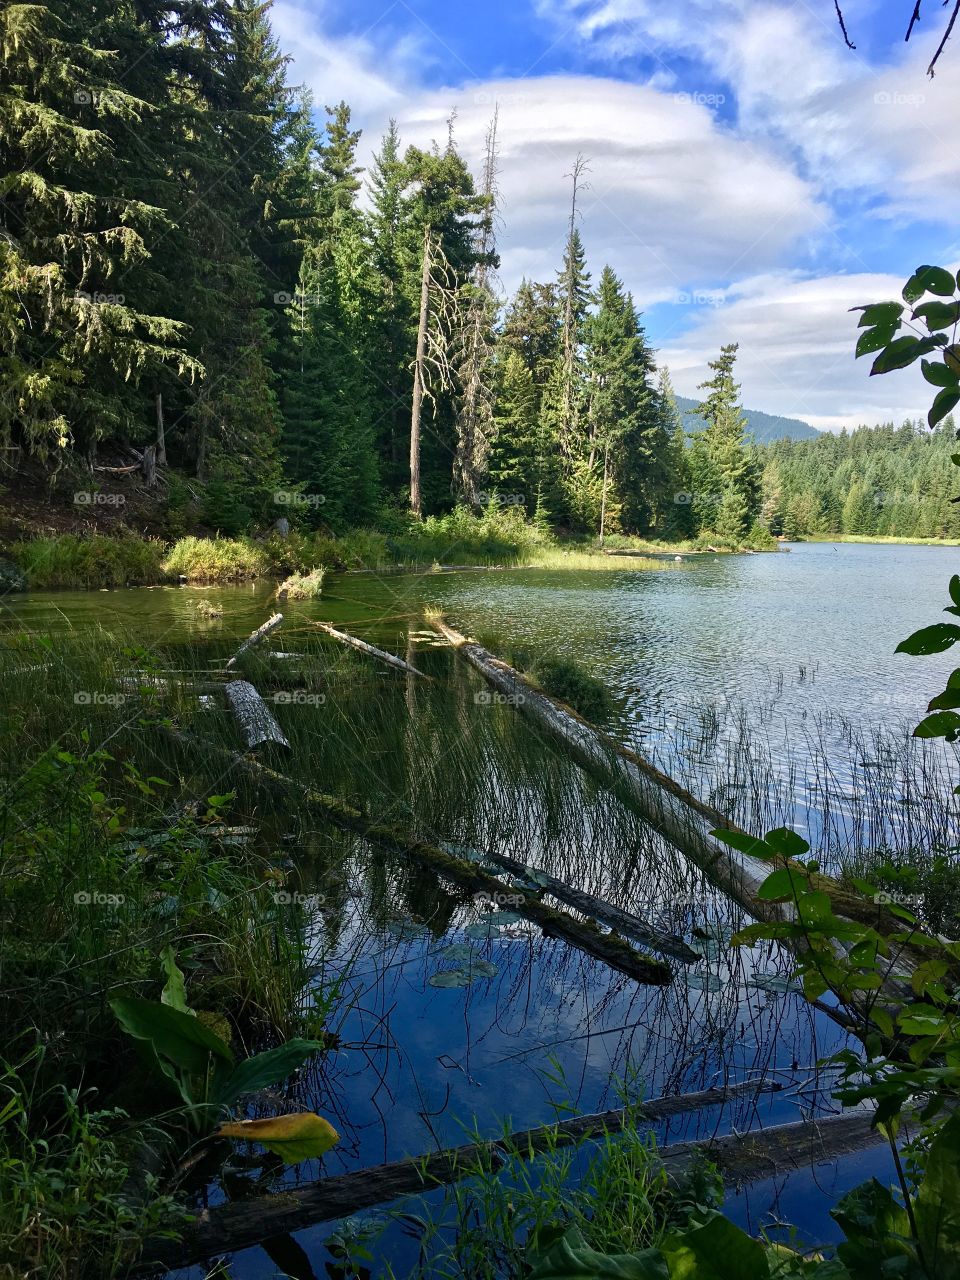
[[224, 681, 290, 752], [161, 728, 671, 986], [431, 620, 916, 1015], [432, 619, 775, 920], [313, 622, 431, 678], [226, 613, 283, 670], [477, 846, 700, 963], [135, 1078, 780, 1270]]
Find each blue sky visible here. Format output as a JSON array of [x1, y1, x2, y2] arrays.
[[271, 0, 960, 429]]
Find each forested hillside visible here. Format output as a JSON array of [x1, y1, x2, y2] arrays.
[[756, 419, 960, 539], [1, 0, 784, 548], [675, 396, 819, 444]]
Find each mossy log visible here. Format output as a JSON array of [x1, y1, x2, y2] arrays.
[[134, 1079, 781, 1271], [161, 728, 671, 986]]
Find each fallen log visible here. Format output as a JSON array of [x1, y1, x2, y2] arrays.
[[467, 844, 700, 963], [135, 1078, 780, 1270], [226, 613, 283, 670], [224, 681, 290, 752], [160, 728, 671, 987], [431, 620, 916, 1013], [313, 622, 431, 679], [432, 619, 774, 920]]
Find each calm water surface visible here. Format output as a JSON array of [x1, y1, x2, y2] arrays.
[[2, 541, 955, 1277]]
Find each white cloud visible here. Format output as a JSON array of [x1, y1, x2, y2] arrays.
[[380, 75, 824, 300], [656, 271, 931, 431]]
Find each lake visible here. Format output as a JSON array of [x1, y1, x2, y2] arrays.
[[2, 540, 956, 1277]]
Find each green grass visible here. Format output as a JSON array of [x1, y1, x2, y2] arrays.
[[10, 534, 167, 589], [805, 533, 960, 546], [277, 565, 325, 599], [162, 535, 269, 582]]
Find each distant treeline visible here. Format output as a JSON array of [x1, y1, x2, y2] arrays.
[[756, 418, 960, 539]]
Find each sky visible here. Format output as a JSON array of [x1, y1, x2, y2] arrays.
[[269, 0, 960, 431]]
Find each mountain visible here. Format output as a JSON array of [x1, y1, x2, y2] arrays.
[[675, 395, 820, 443]]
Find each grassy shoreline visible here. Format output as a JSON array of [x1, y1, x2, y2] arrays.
[[2, 518, 782, 592], [803, 533, 960, 546]]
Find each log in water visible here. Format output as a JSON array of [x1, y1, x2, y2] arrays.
[[135, 1079, 784, 1270], [224, 680, 290, 752], [313, 622, 431, 678], [226, 612, 283, 670]]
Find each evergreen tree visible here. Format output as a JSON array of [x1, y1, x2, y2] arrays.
[[693, 343, 760, 541]]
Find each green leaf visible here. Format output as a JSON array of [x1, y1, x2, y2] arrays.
[[526, 1226, 670, 1279], [217, 1112, 340, 1163], [913, 299, 960, 331], [922, 359, 959, 388], [764, 827, 810, 858], [709, 829, 772, 860], [853, 301, 903, 327], [871, 333, 946, 375], [661, 1213, 771, 1280], [896, 623, 960, 655], [856, 324, 899, 357], [756, 866, 809, 902], [930, 388, 960, 429], [914, 1112, 960, 1273], [159, 946, 191, 1016], [111, 997, 234, 1073], [904, 265, 957, 302], [834, 1178, 913, 1274], [214, 1038, 325, 1107], [914, 711, 960, 739]]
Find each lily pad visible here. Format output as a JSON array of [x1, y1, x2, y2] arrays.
[[685, 972, 723, 992], [436, 943, 476, 964], [486, 910, 521, 925], [466, 959, 498, 978], [386, 919, 432, 941], [465, 922, 498, 939], [746, 973, 802, 995], [686, 937, 722, 961], [428, 970, 474, 988]]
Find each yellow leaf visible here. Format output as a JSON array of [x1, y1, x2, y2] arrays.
[[217, 1112, 339, 1163]]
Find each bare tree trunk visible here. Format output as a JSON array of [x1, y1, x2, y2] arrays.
[[155, 392, 166, 466], [599, 442, 609, 545], [560, 154, 589, 456], [410, 225, 431, 518], [142, 444, 157, 488]]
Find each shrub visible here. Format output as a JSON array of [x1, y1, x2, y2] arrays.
[[533, 654, 615, 721], [161, 536, 268, 583]]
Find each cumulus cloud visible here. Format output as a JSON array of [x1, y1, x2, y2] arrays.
[[380, 76, 824, 300], [657, 271, 931, 431]]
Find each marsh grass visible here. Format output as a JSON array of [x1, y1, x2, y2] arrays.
[[10, 533, 166, 589]]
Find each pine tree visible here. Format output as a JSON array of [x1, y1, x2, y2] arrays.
[[693, 343, 759, 542]]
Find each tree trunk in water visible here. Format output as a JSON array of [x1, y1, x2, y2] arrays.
[[224, 680, 290, 752], [410, 225, 431, 518]]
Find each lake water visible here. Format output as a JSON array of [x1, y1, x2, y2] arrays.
[[2, 541, 956, 1277]]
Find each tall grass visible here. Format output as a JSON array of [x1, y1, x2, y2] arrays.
[[10, 534, 166, 589]]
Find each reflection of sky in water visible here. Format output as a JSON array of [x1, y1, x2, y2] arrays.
[[4, 544, 945, 1276]]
